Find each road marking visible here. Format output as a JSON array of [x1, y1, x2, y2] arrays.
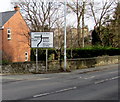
[[79, 76, 82, 78], [111, 76, 119, 80], [84, 76, 95, 79], [31, 78, 50, 80], [33, 93, 50, 98], [95, 76, 120, 84], [55, 87, 77, 93], [33, 86, 77, 98], [86, 70, 118, 79], [109, 71, 118, 74]]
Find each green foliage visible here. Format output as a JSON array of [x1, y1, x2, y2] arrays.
[[31, 48, 58, 61], [91, 29, 102, 46], [67, 47, 120, 59], [100, 3, 120, 48], [101, 26, 111, 46], [31, 47, 120, 61], [2, 60, 10, 65]]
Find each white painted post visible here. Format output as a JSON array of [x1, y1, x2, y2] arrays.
[[64, 0, 67, 71], [46, 49, 48, 72], [82, 0, 85, 48], [36, 48, 38, 73]]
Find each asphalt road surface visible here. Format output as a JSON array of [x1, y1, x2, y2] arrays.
[[1, 64, 120, 101]]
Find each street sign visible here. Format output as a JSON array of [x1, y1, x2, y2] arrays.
[[31, 32, 53, 48]]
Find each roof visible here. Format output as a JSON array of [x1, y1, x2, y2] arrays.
[[0, 11, 17, 27]]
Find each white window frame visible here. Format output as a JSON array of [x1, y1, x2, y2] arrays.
[[7, 28, 11, 40], [25, 52, 28, 61]]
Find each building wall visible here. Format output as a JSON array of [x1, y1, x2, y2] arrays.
[[2, 11, 30, 62], [0, 30, 2, 51], [0, 30, 2, 63]]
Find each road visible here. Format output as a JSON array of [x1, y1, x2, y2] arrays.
[[1, 64, 120, 101]]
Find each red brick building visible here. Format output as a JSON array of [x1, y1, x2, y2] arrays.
[[0, 6, 30, 62]]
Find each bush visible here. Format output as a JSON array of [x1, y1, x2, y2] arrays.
[[67, 46, 120, 58], [31, 47, 120, 61], [31, 48, 58, 61], [2, 60, 10, 65]]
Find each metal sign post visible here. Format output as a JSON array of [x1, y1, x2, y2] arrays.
[[36, 48, 38, 73], [31, 32, 53, 72], [46, 49, 48, 72]]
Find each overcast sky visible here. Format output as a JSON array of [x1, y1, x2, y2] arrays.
[[0, 0, 12, 12], [0, 0, 117, 30], [0, 0, 111, 12]]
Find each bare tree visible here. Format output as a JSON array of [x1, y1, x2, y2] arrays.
[[12, 0, 63, 32], [88, 0, 116, 45], [67, 0, 83, 47]]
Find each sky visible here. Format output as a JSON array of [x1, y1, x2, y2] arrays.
[[0, 0, 94, 30], [0, 0, 116, 12], [0, 0, 117, 30], [0, 0, 12, 12]]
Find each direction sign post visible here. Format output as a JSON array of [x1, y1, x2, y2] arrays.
[[31, 32, 53, 72], [36, 48, 38, 73], [46, 49, 48, 72]]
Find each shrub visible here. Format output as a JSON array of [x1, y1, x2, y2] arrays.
[[31, 47, 120, 61]]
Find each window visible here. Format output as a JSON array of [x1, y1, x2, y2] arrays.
[[7, 29, 11, 40], [25, 52, 28, 61]]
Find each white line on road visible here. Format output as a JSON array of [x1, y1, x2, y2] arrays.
[[109, 71, 118, 74], [84, 76, 95, 79], [33, 86, 77, 98], [33, 93, 50, 98], [111, 76, 119, 80], [95, 76, 120, 84], [79, 76, 82, 78], [32, 78, 50, 80], [55, 87, 77, 93]]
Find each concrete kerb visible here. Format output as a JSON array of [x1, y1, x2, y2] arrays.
[[70, 64, 118, 74]]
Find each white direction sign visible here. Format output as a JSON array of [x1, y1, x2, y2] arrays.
[[31, 32, 53, 48]]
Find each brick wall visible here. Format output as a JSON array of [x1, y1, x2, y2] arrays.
[[0, 30, 2, 64]]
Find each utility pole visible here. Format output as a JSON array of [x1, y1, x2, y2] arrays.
[[70, 29, 73, 58], [64, 0, 67, 71], [82, 0, 85, 48]]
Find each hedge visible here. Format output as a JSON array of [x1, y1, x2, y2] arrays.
[[31, 47, 120, 61], [31, 48, 58, 61]]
